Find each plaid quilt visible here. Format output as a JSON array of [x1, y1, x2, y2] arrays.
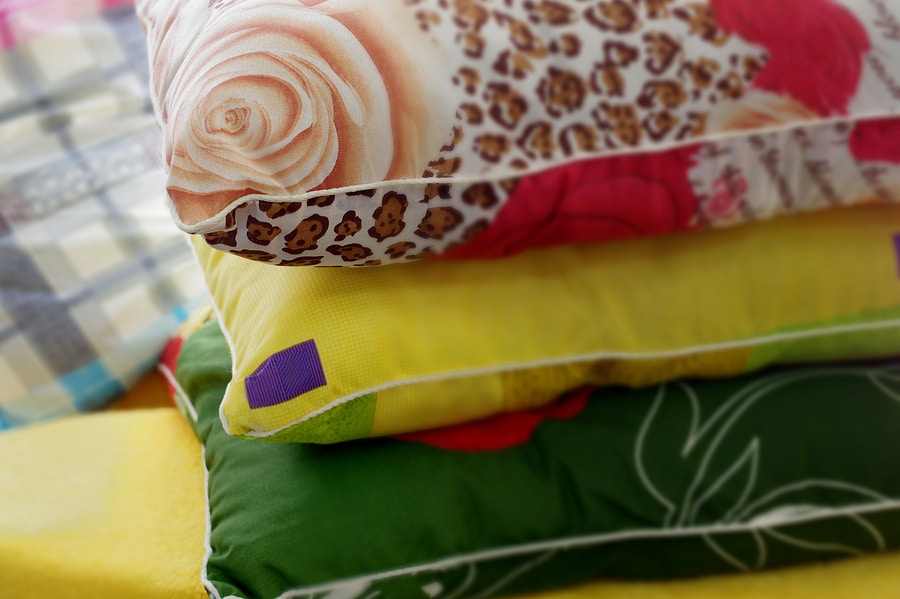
[[0, 0, 206, 430]]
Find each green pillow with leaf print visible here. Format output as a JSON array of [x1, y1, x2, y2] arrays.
[[172, 319, 900, 599]]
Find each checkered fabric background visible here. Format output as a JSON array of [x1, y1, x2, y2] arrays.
[[0, 0, 207, 430]]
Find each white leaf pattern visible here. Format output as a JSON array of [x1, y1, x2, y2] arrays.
[[634, 365, 899, 573]]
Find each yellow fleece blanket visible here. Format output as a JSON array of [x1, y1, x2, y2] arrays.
[[2, 379, 899, 599]]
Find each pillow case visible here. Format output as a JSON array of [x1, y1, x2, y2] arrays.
[[192, 203, 900, 443], [170, 317, 900, 599], [0, 0, 206, 430], [137, 0, 900, 266]]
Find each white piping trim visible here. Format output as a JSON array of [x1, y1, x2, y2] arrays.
[[185, 237, 243, 440], [157, 363, 198, 423], [213, 296, 240, 440], [736, 479, 890, 524], [242, 316, 900, 439], [200, 494, 900, 599], [201, 444, 222, 599], [174, 110, 900, 234]]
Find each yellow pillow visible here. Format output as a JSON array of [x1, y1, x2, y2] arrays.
[[193, 204, 900, 443], [0, 409, 206, 599]]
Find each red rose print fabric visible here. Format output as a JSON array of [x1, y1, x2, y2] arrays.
[[850, 118, 900, 165], [138, 0, 900, 266], [711, 0, 870, 116], [395, 387, 592, 452]]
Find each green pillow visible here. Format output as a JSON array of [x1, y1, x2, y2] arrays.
[[173, 320, 900, 599]]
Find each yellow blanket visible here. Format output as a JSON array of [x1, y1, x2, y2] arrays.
[[1, 377, 899, 598], [0, 408, 207, 599]]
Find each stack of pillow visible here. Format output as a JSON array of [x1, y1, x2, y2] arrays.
[[142, 0, 900, 597]]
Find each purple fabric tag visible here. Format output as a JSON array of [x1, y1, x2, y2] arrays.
[[245, 339, 327, 409]]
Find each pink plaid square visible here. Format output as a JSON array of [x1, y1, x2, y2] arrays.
[[0, 0, 132, 50]]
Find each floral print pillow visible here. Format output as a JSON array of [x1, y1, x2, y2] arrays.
[[138, 0, 900, 266]]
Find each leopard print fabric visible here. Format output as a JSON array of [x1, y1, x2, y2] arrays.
[[206, 0, 768, 266]]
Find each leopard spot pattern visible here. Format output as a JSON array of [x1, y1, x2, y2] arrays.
[[205, 0, 768, 266]]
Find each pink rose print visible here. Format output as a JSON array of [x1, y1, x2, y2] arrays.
[[710, 0, 870, 116], [704, 170, 748, 222], [441, 145, 702, 260]]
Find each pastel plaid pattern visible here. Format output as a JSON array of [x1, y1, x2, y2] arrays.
[[0, 0, 132, 49], [0, 0, 206, 429]]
